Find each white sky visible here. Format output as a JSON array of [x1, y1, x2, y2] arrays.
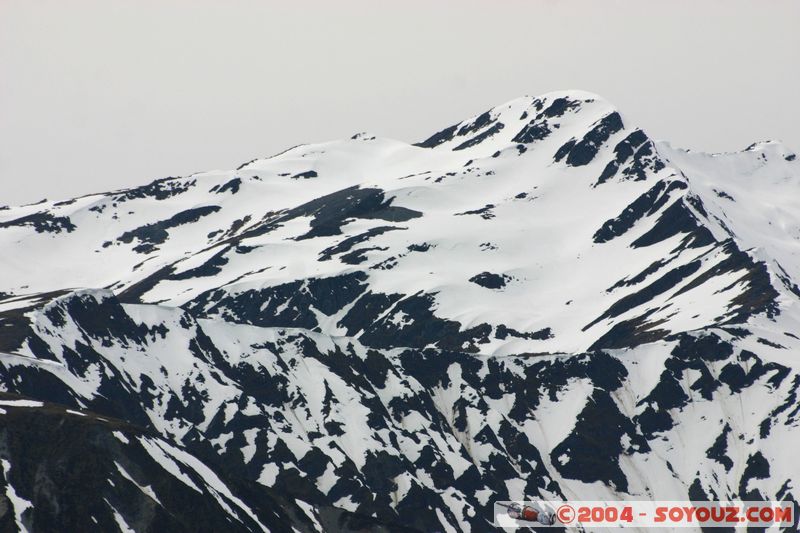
[[1, 0, 798, 206]]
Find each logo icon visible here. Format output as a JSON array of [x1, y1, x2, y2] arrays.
[[496, 502, 555, 525], [557, 504, 576, 524]]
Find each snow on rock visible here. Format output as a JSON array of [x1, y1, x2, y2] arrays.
[[0, 90, 799, 532]]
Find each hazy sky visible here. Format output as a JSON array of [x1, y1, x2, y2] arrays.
[[1, 0, 798, 206]]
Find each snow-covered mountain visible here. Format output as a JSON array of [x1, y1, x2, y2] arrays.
[[0, 90, 798, 532]]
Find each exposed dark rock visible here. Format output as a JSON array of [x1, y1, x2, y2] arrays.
[[0, 212, 76, 234], [671, 241, 780, 322], [512, 120, 551, 144], [589, 311, 672, 350], [114, 177, 195, 202], [495, 325, 553, 341], [541, 97, 579, 118], [216, 177, 242, 194], [413, 124, 458, 148], [551, 390, 647, 492], [593, 180, 688, 243], [170, 247, 231, 280], [247, 186, 422, 242], [631, 200, 715, 249], [455, 204, 495, 220], [584, 260, 702, 331], [706, 424, 734, 471], [118, 206, 222, 251], [453, 123, 505, 151], [319, 226, 403, 262], [469, 272, 511, 289], [555, 112, 624, 167], [291, 170, 318, 180], [456, 111, 495, 137]]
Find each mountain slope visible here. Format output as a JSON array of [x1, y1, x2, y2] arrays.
[[0, 393, 315, 533], [0, 90, 798, 532]]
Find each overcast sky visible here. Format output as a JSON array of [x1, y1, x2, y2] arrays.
[[1, 0, 798, 206]]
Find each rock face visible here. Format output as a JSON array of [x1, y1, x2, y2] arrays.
[[1, 90, 799, 532]]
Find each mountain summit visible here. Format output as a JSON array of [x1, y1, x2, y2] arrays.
[[1, 91, 798, 532]]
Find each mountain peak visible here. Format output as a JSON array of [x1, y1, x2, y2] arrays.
[[2, 91, 799, 532], [414, 90, 626, 156]]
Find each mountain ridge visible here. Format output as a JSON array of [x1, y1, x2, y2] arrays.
[[1, 90, 799, 532]]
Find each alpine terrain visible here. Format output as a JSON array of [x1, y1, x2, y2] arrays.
[[0, 90, 798, 532]]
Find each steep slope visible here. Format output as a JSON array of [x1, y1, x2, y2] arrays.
[[2, 91, 794, 356], [0, 90, 798, 532], [1, 292, 798, 531], [0, 393, 311, 533]]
